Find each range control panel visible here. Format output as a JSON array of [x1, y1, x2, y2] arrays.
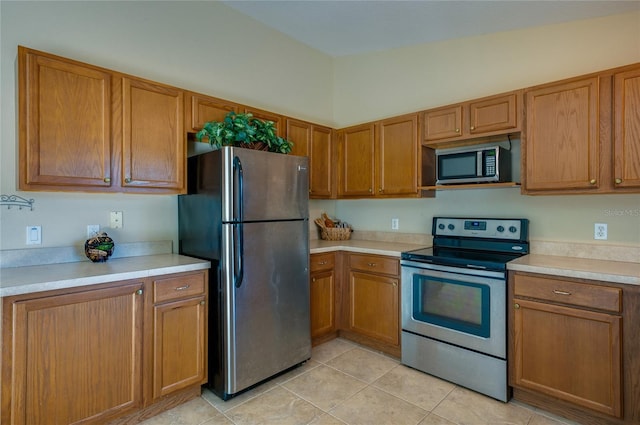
[[433, 217, 528, 241]]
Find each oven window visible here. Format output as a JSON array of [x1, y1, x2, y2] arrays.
[[412, 274, 490, 338]]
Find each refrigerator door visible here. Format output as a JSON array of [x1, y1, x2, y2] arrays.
[[219, 147, 309, 223], [220, 219, 310, 395]]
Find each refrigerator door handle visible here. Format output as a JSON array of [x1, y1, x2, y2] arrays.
[[233, 156, 244, 288], [233, 155, 244, 222]]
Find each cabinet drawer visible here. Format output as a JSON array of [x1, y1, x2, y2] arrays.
[[310, 253, 335, 272], [153, 272, 206, 303], [514, 274, 621, 313], [349, 254, 399, 276]]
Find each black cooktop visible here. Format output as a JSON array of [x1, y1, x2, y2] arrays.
[[401, 246, 524, 272]]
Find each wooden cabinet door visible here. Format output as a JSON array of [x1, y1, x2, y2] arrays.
[[613, 68, 640, 189], [338, 123, 375, 197], [310, 270, 336, 339], [469, 93, 518, 135], [376, 114, 417, 196], [347, 271, 399, 346], [122, 77, 185, 192], [6, 283, 144, 425], [153, 296, 206, 399], [423, 105, 463, 142], [310, 126, 334, 198], [186, 93, 238, 132], [18, 46, 113, 190], [513, 299, 622, 418], [286, 119, 311, 157], [524, 77, 600, 191], [244, 107, 283, 136]]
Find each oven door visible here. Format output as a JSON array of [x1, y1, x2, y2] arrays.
[[401, 260, 506, 359]]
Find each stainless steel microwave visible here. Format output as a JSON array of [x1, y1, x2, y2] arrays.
[[436, 146, 510, 185]]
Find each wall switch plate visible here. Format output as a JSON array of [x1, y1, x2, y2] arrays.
[[87, 224, 100, 238], [26, 226, 42, 245], [391, 218, 399, 230], [110, 211, 123, 229], [594, 223, 608, 240]]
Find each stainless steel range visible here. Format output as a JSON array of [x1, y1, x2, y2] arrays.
[[401, 217, 529, 402]]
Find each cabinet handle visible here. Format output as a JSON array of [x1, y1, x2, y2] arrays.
[[200, 300, 205, 305], [392, 281, 397, 287], [514, 303, 520, 309], [379, 188, 383, 193], [470, 126, 475, 130], [553, 289, 571, 296], [103, 177, 111, 183], [125, 178, 132, 183], [312, 277, 316, 283], [615, 178, 623, 184], [455, 128, 460, 133], [318, 261, 327, 265], [367, 262, 376, 267], [136, 289, 143, 295], [175, 285, 190, 291], [589, 179, 596, 185], [368, 188, 373, 193]]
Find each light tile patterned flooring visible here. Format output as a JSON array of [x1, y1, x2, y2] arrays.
[[140, 338, 581, 425]]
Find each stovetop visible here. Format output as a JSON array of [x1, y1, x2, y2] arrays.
[[401, 217, 530, 272]]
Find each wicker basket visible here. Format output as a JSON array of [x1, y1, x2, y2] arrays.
[[314, 218, 352, 241]]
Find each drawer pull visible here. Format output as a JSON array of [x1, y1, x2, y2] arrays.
[[368, 263, 376, 267], [175, 285, 190, 291], [553, 289, 571, 296], [136, 289, 143, 295], [200, 300, 205, 305], [514, 303, 520, 309], [318, 261, 327, 265]]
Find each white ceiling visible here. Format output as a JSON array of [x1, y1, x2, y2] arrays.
[[222, 0, 640, 57]]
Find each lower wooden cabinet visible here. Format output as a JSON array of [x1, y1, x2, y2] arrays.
[[1, 269, 208, 425], [343, 253, 400, 356], [509, 272, 640, 425], [309, 253, 338, 343]]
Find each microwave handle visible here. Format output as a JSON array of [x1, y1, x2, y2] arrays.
[[477, 151, 483, 177]]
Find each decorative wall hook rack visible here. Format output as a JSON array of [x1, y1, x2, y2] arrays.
[[1, 194, 35, 210]]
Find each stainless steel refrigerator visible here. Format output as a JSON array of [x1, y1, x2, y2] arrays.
[[178, 146, 311, 400]]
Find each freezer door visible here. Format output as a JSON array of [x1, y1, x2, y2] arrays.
[[219, 147, 309, 222], [221, 219, 310, 395]]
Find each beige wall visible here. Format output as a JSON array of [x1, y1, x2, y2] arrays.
[[1, 3, 639, 251], [0, 1, 333, 251]]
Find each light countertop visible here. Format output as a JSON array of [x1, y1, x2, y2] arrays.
[[310, 239, 427, 257], [507, 254, 640, 286], [0, 254, 211, 297]]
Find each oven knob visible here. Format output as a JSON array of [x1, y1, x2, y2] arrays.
[[438, 223, 445, 230], [497, 226, 505, 232], [448, 224, 455, 230], [509, 226, 517, 233]]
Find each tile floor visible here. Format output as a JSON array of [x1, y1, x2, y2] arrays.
[[140, 338, 581, 425]]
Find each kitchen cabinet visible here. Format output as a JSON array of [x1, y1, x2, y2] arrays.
[[120, 76, 185, 192], [309, 252, 338, 344], [523, 63, 640, 194], [286, 119, 335, 198], [1, 281, 145, 424], [185, 92, 239, 132], [342, 253, 400, 356], [337, 114, 418, 198], [244, 106, 284, 136], [1, 269, 208, 425], [509, 272, 640, 424], [18, 46, 113, 190], [422, 91, 522, 145], [18, 46, 186, 194], [151, 272, 207, 400], [613, 67, 640, 189]]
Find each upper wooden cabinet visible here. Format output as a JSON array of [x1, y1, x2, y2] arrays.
[[18, 46, 186, 194], [287, 119, 334, 198], [244, 106, 284, 136], [523, 63, 640, 194], [19, 46, 113, 190], [185, 92, 239, 132], [337, 114, 418, 198], [524, 77, 599, 192], [423, 91, 522, 146], [613, 67, 640, 189], [121, 77, 185, 192]]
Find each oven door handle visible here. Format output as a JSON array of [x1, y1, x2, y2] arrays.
[[466, 264, 487, 269]]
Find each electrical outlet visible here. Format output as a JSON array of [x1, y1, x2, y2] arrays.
[[391, 218, 399, 230], [26, 226, 41, 245], [87, 224, 100, 238], [594, 223, 608, 240], [110, 211, 123, 229]]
